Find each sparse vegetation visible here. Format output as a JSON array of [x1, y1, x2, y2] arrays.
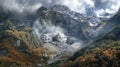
[[55, 24, 120, 67], [0, 20, 53, 67]]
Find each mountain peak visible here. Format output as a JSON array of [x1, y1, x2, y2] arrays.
[[37, 6, 47, 12], [117, 8, 120, 14], [51, 5, 70, 12]]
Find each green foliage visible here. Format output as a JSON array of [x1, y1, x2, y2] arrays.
[[68, 25, 120, 67], [0, 59, 22, 67]]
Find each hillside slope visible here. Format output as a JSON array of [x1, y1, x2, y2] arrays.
[[48, 9, 120, 67]]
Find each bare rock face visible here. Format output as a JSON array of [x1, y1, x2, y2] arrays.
[[31, 6, 90, 64], [35, 6, 88, 41], [31, 5, 111, 64], [0, 4, 118, 66]]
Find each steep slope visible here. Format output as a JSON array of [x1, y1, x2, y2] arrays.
[[0, 4, 119, 67], [0, 19, 53, 67], [36, 6, 88, 41], [47, 25, 120, 67], [0, 5, 97, 66], [53, 9, 120, 67], [31, 6, 95, 63], [31, 5, 111, 64]]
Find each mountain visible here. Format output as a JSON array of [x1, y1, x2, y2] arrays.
[[0, 19, 54, 66], [36, 6, 88, 40], [50, 8, 120, 67], [0, 5, 90, 66], [35, 5, 108, 42], [33, 6, 90, 63], [31, 5, 115, 64], [0, 4, 119, 67], [50, 5, 86, 21], [109, 8, 120, 25]]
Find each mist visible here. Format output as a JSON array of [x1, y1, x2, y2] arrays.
[[0, 0, 42, 13], [0, 0, 119, 63]]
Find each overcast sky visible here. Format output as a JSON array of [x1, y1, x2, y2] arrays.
[[0, 0, 119, 17]]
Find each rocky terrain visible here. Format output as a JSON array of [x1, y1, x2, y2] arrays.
[[0, 3, 119, 67], [48, 8, 120, 67]]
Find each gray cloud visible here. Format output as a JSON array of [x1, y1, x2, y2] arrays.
[[0, 0, 119, 17], [94, 0, 120, 17], [0, 0, 42, 13]]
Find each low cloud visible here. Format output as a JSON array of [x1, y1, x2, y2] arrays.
[[0, 0, 42, 13], [0, 0, 119, 16]]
